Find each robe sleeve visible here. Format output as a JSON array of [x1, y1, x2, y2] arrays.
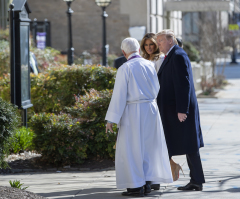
[[105, 64, 129, 124], [172, 54, 191, 114]]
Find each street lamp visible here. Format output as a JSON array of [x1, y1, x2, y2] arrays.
[[95, 0, 111, 66], [63, 0, 75, 65]]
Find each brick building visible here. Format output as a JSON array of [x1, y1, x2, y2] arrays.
[[26, 0, 182, 55]]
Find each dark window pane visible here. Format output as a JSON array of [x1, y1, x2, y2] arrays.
[[20, 25, 29, 102]]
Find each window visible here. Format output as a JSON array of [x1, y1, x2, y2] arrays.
[[151, 0, 157, 15], [157, 0, 163, 16]]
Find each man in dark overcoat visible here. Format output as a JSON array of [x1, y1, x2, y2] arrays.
[[156, 29, 205, 191], [113, 55, 127, 69]]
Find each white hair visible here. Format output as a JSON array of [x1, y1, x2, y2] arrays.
[[156, 29, 178, 45], [121, 37, 140, 54]]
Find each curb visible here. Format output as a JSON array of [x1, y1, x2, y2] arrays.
[[0, 167, 115, 174]]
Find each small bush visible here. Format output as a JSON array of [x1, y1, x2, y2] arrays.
[[0, 29, 9, 41], [183, 42, 200, 62], [65, 89, 117, 159], [0, 65, 116, 116], [0, 40, 10, 76], [30, 89, 117, 166], [30, 47, 61, 71], [0, 38, 60, 76], [30, 113, 88, 166], [9, 127, 35, 154], [0, 98, 20, 169], [9, 180, 28, 190]]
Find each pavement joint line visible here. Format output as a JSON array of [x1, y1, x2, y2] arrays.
[[71, 170, 107, 198]]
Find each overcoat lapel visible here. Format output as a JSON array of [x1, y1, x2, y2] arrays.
[[157, 45, 177, 76]]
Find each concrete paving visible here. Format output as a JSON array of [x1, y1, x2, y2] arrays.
[[1, 64, 240, 198]]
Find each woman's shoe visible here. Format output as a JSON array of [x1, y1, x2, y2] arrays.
[[170, 159, 185, 181]]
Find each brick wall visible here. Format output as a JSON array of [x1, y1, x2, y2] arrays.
[[27, 0, 130, 55]]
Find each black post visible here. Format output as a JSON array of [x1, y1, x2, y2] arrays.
[[9, 3, 16, 105], [102, 7, 108, 67], [66, 2, 74, 65], [22, 109, 27, 128]]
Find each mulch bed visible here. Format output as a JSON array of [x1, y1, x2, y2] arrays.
[[0, 186, 45, 199], [1, 156, 115, 174]]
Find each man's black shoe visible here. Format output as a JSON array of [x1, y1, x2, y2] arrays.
[[122, 186, 144, 197], [151, 184, 160, 190], [177, 182, 203, 191], [144, 181, 151, 194]]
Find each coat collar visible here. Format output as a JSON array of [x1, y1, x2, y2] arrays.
[[157, 45, 178, 76]]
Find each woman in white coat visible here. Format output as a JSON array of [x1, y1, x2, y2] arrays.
[[140, 33, 183, 182]]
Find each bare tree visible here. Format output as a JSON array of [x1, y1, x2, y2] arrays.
[[197, 11, 230, 89]]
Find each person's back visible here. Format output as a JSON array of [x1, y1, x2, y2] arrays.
[[121, 57, 159, 102]]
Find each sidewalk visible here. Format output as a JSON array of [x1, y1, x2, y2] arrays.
[[0, 67, 240, 199]]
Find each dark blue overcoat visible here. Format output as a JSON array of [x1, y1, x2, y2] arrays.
[[157, 45, 204, 156]]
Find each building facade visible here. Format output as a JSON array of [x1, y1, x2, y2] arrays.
[[165, 0, 240, 45], [0, 0, 183, 55], [25, 0, 182, 55]]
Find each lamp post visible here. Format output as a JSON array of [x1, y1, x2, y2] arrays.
[[63, 0, 75, 65], [95, 0, 111, 66]]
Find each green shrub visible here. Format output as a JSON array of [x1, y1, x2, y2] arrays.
[[0, 73, 10, 102], [0, 65, 116, 116], [183, 42, 200, 62], [65, 89, 117, 159], [0, 36, 60, 76], [30, 113, 88, 166], [0, 40, 10, 76], [30, 89, 117, 166], [30, 47, 61, 71], [0, 98, 20, 169], [0, 29, 9, 41], [108, 54, 118, 67], [9, 127, 35, 154]]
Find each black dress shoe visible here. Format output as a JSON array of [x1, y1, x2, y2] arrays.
[[151, 184, 160, 190], [144, 181, 151, 194], [177, 182, 203, 191], [122, 186, 144, 197]]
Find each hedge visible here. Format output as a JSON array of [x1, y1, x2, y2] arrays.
[[0, 98, 20, 169], [0, 64, 117, 115], [30, 89, 117, 166]]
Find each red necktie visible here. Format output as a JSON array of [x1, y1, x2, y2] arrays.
[[164, 55, 167, 59]]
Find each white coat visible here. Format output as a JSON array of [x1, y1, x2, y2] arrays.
[[105, 55, 173, 189], [152, 54, 165, 73]]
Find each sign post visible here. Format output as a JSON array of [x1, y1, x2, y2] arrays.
[[9, 0, 33, 127]]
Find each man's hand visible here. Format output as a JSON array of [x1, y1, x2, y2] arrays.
[[106, 122, 114, 134], [178, 113, 187, 122]]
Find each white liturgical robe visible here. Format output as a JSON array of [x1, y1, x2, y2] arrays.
[[105, 55, 173, 189]]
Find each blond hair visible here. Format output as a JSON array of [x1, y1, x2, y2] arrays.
[[140, 33, 161, 61], [156, 29, 178, 45]]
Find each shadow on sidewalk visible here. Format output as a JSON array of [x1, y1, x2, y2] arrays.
[[37, 188, 162, 199]]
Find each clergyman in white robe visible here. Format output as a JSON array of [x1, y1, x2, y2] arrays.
[[105, 49, 173, 189]]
